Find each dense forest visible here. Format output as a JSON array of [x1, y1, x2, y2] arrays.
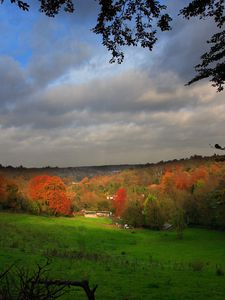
[[1, 155, 225, 232]]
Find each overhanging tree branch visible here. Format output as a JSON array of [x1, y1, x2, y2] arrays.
[[92, 0, 172, 63], [1, 0, 225, 91], [180, 0, 225, 91]]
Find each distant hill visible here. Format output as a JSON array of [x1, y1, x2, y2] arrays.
[[0, 154, 224, 181]]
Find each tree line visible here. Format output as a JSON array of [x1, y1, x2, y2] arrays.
[[0, 159, 225, 231]]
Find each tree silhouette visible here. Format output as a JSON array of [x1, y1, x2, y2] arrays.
[[181, 1, 225, 91], [2, 0, 74, 16], [1, 0, 224, 90], [0, 260, 97, 300]]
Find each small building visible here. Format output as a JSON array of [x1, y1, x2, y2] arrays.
[[83, 210, 111, 218]]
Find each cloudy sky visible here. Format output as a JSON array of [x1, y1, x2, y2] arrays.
[[0, 1, 224, 167]]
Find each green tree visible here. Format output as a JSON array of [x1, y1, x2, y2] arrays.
[[122, 200, 144, 227], [144, 194, 165, 230], [206, 182, 225, 229]]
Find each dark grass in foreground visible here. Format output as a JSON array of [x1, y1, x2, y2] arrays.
[[0, 212, 225, 299]]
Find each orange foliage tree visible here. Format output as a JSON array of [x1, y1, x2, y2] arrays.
[[160, 166, 209, 193], [29, 175, 72, 215], [173, 169, 191, 190], [190, 166, 208, 183], [112, 187, 127, 217], [160, 171, 174, 193]]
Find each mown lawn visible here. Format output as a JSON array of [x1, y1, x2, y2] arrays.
[[0, 212, 225, 299]]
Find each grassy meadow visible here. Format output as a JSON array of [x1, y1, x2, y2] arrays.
[[0, 212, 225, 299]]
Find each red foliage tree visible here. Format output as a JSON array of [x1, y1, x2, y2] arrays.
[[113, 187, 127, 217], [29, 175, 72, 215]]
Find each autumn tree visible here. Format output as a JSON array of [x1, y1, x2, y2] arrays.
[[172, 167, 190, 190], [0, 175, 31, 212], [2, 0, 224, 90], [0, 175, 8, 207], [191, 166, 208, 185], [112, 187, 127, 217], [160, 166, 209, 194], [29, 175, 72, 215]]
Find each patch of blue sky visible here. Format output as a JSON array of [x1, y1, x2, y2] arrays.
[[0, 3, 38, 67]]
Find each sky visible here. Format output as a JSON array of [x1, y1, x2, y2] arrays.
[[0, 0, 224, 167]]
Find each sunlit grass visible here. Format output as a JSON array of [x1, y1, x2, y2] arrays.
[[0, 212, 225, 299]]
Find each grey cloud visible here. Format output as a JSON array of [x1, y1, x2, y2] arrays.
[[28, 42, 90, 87], [20, 15, 93, 88], [0, 98, 223, 167], [145, 14, 217, 83], [147, 106, 225, 152], [0, 56, 33, 107], [0, 67, 223, 166], [0, 68, 217, 130], [38, 70, 200, 115]]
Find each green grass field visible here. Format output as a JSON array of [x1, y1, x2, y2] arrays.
[[0, 212, 225, 299]]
